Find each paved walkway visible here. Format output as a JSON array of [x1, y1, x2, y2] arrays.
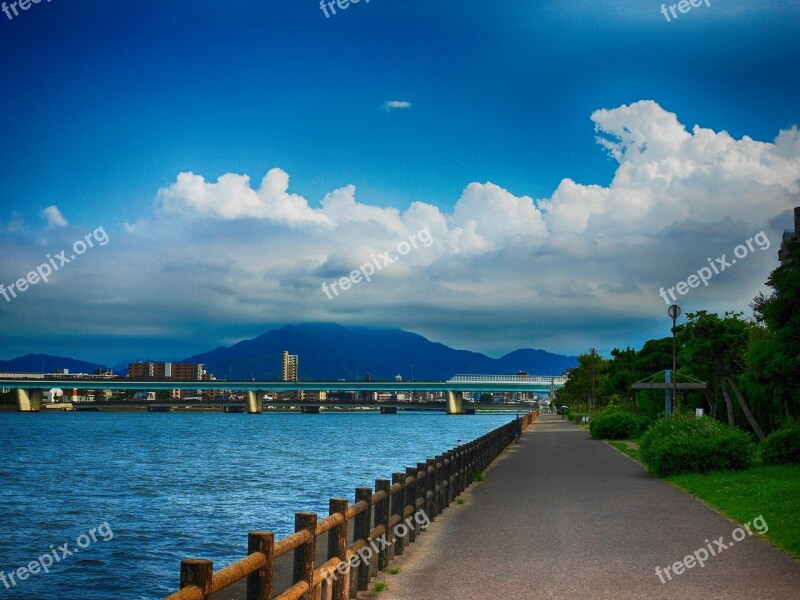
[[378, 414, 800, 600]]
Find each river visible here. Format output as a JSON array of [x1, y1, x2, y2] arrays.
[[0, 411, 517, 599]]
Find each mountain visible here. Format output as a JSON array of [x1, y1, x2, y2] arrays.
[[184, 324, 577, 380], [0, 353, 108, 374]]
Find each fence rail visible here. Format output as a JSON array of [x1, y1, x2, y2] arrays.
[[163, 411, 539, 600]]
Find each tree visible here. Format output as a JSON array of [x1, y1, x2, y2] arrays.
[[750, 240, 800, 420], [555, 349, 608, 411], [679, 311, 765, 440]]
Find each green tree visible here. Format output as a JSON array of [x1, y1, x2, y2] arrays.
[[749, 240, 800, 420], [679, 311, 765, 440], [555, 349, 608, 412]]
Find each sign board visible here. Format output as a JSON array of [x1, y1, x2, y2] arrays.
[[695, 408, 704, 418], [581, 416, 590, 423]]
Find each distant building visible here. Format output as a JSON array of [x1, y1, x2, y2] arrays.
[[128, 362, 208, 380], [128, 362, 210, 399], [778, 206, 800, 266], [282, 351, 298, 382]]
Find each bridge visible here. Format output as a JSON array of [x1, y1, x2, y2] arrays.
[[1, 374, 566, 415]]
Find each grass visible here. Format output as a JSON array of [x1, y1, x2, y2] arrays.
[[473, 471, 485, 481], [373, 582, 388, 593], [669, 464, 800, 559], [387, 567, 401, 575], [455, 498, 466, 505], [605, 438, 800, 558], [606, 439, 641, 461]]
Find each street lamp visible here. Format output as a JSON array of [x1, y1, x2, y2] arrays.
[[668, 304, 681, 414]]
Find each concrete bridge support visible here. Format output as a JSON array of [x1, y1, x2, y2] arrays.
[[16, 389, 43, 412], [246, 391, 263, 414], [446, 391, 464, 415]]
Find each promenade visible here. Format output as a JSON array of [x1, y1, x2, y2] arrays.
[[378, 414, 800, 600]]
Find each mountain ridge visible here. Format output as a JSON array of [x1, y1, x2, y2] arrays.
[[184, 323, 577, 380], [0, 324, 578, 380]]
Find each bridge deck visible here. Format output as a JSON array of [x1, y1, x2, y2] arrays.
[[0, 378, 562, 393]]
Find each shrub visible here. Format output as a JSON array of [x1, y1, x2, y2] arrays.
[[632, 414, 654, 435], [760, 425, 800, 465], [590, 410, 639, 439], [639, 416, 755, 477]]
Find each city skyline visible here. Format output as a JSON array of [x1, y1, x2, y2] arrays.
[[1, 1, 799, 364]]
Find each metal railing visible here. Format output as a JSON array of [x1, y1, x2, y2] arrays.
[[448, 374, 567, 384], [163, 411, 539, 600]]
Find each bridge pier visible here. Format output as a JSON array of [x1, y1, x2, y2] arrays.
[[16, 388, 42, 412], [246, 391, 263, 414], [446, 391, 464, 415]]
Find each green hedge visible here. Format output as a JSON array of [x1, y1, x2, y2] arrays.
[[639, 416, 755, 477], [760, 425, 800, 465], [589, 409, 652, 439], [590, 411, 636, 439]]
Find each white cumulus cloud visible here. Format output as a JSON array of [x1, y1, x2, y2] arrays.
[[41, 205, 68, 228]]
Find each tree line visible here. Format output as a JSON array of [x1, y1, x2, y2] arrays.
[[556, 238, 799, 439]]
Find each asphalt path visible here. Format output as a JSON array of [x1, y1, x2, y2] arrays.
[[378, 413, 800, 600]]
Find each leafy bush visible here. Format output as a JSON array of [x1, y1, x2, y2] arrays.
[[632, 414, 654, 435], [760, 425, 800, 465], [589, 408, 652, 439], [590, 410, 638, 439], [639, 416, 755, 477]]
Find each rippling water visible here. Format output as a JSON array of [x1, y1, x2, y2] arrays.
[[0, 411, 516, 599]]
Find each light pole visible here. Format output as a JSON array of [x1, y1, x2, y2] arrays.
[[668, 304, 681, 414]]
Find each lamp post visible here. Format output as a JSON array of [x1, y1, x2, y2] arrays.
[[668, 304, 681, 413]]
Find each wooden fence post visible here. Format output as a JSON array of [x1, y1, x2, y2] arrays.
[[293, 513, 317, 600], [353, 488, 372, 593], [391, 472, 405, 555], [246, 532, 273, 600], [180, 559, 213, 600], [375, 479, 391, 570], [418, 461, 430, 528], [328, 499, 349, 600], [405, 467, 418, 544]]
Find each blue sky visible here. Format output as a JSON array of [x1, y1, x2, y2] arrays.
[[1, 0, 799, 366]]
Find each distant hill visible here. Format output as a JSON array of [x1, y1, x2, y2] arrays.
[[184, 323, 577, 380], [0, 353, 107, 374]]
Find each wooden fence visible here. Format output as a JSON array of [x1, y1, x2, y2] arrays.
[[164, 411, 538, 600]]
